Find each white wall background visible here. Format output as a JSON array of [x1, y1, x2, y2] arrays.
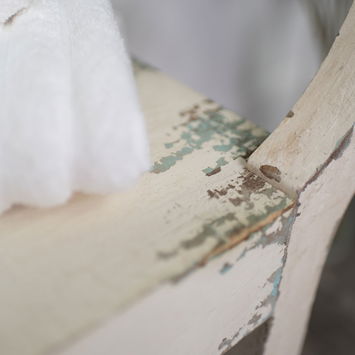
[[113, 0, 352, 131]]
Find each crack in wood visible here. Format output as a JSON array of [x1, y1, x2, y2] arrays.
[[298, 125, 354, 196]]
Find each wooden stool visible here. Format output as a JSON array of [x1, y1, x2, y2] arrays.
[[1, 4, 354, 355]]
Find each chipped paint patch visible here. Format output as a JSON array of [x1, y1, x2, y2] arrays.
[[207, 184, 236, 200], [219, 262, 234, 275], [157, 168, 293, 263], [216, 207, 297, 353], [206, 167, 221, 176], [260, 165, 282, 183], [241, 171, 266, 191], [151, 146, 194, 173], [202, 201, 294, 264], [216, 206, 298, 329], [270, 268, 283, 297], [231, 206, 297, 269], [152, 101, 268, 174], [203, 157, 228, 176]]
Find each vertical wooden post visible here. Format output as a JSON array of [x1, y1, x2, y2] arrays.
[[248, 4, 355, 354]]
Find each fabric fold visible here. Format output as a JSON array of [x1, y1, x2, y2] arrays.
[[0, 0, 149, 213]]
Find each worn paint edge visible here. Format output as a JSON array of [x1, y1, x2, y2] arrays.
[[217, 206, 299, 354], [199, 202, 296, 265]]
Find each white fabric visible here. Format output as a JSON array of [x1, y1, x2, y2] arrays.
[[0, 0, 150, 213]]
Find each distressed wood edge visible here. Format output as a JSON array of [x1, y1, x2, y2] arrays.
[[263, 130, 355, 355], [247, 3, 355, 198], [57, 211, 293, 355], [200, 201, 296, 265], [299, 125, 354, 194]]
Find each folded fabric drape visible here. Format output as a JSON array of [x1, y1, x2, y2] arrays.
[[0, 0, 150, 213]]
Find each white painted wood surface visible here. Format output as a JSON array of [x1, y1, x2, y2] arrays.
[[60, 210, 292, 355], [251, 4, 355, 354], [264, 131, 355, 355], [0, 63, 292, 355]]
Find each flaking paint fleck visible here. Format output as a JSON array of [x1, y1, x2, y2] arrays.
[[219, 262, 234, 275], [206, 167, 222, 177], [260, 165, 282, 183], [152, 146, 194, 173], [269, 267, 283, 297], [203, 157, 228, 176], [241, 172, 266, 191], [207, 183, 236, 199]]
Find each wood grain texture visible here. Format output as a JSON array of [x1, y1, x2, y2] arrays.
[[0, 63, 292, 355], [247, 3, 355, 198]]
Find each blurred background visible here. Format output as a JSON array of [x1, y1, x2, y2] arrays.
[[302, 196, 355, 355], [113, 0, 351, 131], [112, 0, 354, 353]]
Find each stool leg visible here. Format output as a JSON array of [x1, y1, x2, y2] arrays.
[[263, 133, 355, 355]]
